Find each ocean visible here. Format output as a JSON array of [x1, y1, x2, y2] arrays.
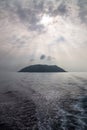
[[0, 72, 87, 130]]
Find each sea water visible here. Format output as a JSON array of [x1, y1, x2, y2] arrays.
[[0, 72, 87, 130]]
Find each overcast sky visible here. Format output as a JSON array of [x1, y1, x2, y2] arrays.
[[0, 0, 87, 72]]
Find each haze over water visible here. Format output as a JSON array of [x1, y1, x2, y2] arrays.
[[0, 72, 87, 130]]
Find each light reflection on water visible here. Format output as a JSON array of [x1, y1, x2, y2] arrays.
[[0, 72, 87, 130]]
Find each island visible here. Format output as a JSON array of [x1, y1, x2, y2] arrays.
[[19, 64, 66, 72]]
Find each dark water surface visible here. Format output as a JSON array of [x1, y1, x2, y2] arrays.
[[0, 72, 87, 130]]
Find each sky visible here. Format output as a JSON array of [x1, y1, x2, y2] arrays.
[[0, 0, 87, 72]]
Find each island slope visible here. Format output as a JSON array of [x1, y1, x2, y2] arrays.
[[19, 64, 66, 72]]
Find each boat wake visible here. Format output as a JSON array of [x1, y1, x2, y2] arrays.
[[37, 95, 87, 130]]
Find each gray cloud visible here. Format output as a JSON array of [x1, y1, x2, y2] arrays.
[[47, 56, 55, 61], [0, 0, 70, 33], [53, 2, 68, 16], [30, 58, 34, 62], [40, 54, 46, 60], [1, 0, 87, 33], [47, 56, 52, 61], [56, 36, 65, 43], [0, 0, 45, 32], [78, 0, 87, 24], [9, 35, 27, 49], [40, 55, 55, 61]]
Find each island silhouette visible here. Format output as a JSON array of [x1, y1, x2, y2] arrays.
[[19, 64, 66, 72]]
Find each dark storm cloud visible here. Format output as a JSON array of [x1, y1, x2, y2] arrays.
[[40, 54, 46, 60]]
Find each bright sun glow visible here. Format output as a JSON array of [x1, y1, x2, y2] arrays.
[[40, 14, 53, 26]]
